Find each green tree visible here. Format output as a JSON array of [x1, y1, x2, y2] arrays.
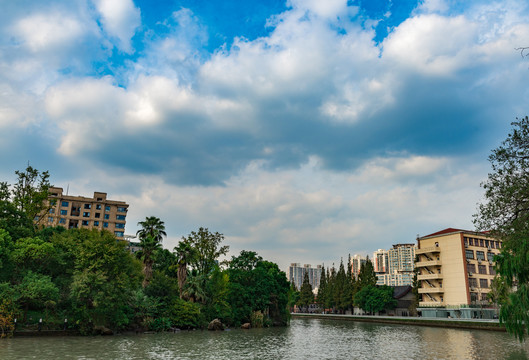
[[174, 240, 197, 299], [136, 217, 166, 287], [358, 258, 377, 289], [474, 116, 529, 341], [182, 227, 229, 276], [317, 265, 327, 309], [299, 271, 314, 310], [16, 271, 59, 321], [69, 229, 142, 333], [354, 285, 396, 314]]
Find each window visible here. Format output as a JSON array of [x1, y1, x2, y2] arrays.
[[116, 215, 126, 220], [476, 251, 485, 261], [104, 214, 110, 220], [463, 237, 468, 246], [60, 209, 67, 216], [49, 208, 55, 214], [83, 212, 90, 218], [485, 240, 490, 248], [82, 220, 89, 226], [469, 278, 478, 288], [96, 204, 102, 210], [465, 250, 474, 259], [84, 204, 91, 209], [467, 263, 476, 273], [103, 222, 109, 228], [94, 221, 99, 226], [114, 231, 124, 237], [115, 223, 125, 229], [479, 279, 488, 288], [105, 206, 111, 212], [117, 207, 127, 213], [469, 238, 474, 246], [481, 293, 488, 301], [489, 266, 496, 275], [479, 239, 484, 247], [95, 213, 101, 218], [61, 201, 69, 207], [59, 218, 66, 224], [478, 265, 487, 274], [48, 217, 54, 222]]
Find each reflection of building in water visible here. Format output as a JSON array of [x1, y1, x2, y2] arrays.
[[417, 326, 475, 359], [416, 228, 501, 319]]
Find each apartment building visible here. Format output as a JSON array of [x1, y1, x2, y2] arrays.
[[42, 186, 129, 240], [351, 254, 367, 279], [375, 244, 416, 286], [416, 228, 501, 319], [288, 263, 322, 292]]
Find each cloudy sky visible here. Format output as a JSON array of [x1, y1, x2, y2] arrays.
[[1, 0, 528, 271]]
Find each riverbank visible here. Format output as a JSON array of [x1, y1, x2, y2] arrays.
[[291, 313, 506, 332]]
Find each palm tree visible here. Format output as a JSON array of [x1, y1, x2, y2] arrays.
[[182, 273, 206, 303], [136, 216, 167, 243], [174, 241, 196, 299], [136, 216, 167, 287]]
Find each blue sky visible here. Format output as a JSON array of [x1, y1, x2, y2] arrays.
[[1, 0, 528, 271]]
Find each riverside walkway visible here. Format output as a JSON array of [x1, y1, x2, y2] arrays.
[[291, 313, 505, 332]]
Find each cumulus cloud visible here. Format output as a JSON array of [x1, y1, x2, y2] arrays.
[[93, 0, 140, 53]]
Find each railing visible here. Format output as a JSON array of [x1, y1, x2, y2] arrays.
[[416, 246, 441, 254], [419, 301, 443, 307], [416, 260, 442, 267], [419, 288, 444, 294], [418, 273, 443, 280]]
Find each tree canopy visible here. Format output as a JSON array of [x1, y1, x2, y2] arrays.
[[474, 116, 529, 341]]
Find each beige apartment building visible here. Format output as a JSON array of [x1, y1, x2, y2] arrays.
[[416, 228, 501, 319], [40, 187, 129, 240]]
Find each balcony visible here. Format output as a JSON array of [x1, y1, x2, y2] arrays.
[[419, 301, 443, 307], [419, 287, 444, 294], [418, 273, 443, 280], [416, 246, 441, 255], [415, 260, 442, 267]]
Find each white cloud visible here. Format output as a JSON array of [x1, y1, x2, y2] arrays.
[[93, 0, 140, 53]]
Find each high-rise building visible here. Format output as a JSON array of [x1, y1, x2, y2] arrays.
[[373, 249, 388, 273], [350, 254, 367, 279], [416, 228, 501, 319], [288, 263, 322, 292], [376, 244, 416, 286], [41, 186, 129, 239]]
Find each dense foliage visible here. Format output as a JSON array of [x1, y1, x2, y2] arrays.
[[314, 257, 390, 314], [0, 168, 291, 336], [475, 116, 529, 341]]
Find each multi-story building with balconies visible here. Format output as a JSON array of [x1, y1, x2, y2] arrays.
[[41, 186, 129, 240], [416, 228, 501, 319]]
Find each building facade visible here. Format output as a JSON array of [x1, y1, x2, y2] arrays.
[[375, 244, 416, 286], [373, 249, 388, 274], [416, 228, 501, 319], [351, 254, 367, 279], [42, 187, 129, 240], [288, 263, 322, 292]]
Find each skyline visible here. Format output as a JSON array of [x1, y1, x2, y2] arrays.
[[1, 0, 528, 272]]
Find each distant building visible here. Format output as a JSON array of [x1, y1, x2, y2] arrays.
[[124, 234, 142, 254], [373, 249, 388, 273], [288, 263, 322, 292], [416, 228, 501, 319], [376, 244, 416, 287], [42, 186, 128, 240], [350, 254, 367, 279]]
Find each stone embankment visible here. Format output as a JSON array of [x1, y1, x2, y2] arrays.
[[291, 313, 506, 332]]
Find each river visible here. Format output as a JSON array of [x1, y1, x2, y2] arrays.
[[1, 317, 528, 359]]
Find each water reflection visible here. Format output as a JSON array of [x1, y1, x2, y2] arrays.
[[1, 318, 528, 360]]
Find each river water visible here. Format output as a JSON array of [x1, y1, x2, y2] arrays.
[[1, 317, 528, 360]]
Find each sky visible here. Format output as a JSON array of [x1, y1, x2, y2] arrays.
[[1, 0, 528, 272]]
